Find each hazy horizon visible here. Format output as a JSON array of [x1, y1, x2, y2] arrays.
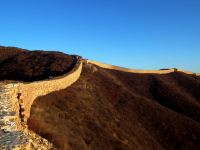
[[0, 0, 200, 73]]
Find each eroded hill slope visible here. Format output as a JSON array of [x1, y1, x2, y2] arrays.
[[28, 63, 200, 150]]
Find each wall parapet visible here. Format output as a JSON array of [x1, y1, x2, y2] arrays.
[[5, 59, 82, 127], [0, 58, 82, 149], [85, 60, 174, 74], [19, 59, 82, 121], [6, 58, 199, 127], [1, 57, 199, 148], [85, 59, 199, 75]]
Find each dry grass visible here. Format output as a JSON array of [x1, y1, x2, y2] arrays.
[[29, 63, 200, 150], [0, 46, 76, 81]]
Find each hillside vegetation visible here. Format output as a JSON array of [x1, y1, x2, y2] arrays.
[[1, 46, 200, 150], [29, 63, 200, 150], [0, 46, 76, 81]]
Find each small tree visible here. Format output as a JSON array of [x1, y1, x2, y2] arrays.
[[173, 68, 178, 72]]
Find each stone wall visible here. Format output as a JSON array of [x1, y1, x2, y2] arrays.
[[0, 59, 83, 149], [0, 83, 55, 149], [7, 60, 82, 127], [177, 69, 199, 75], [85, 60, 175, 74], [0, 84, 28, 149], [5, 59, 199, 128], [86, 60, 200, 75], [1, 58, 199, 149], [19, 60, 82, 122]]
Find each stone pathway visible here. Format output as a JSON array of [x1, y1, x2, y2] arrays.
[[0, 84, 55, 150], [0, 84, 28, 149]]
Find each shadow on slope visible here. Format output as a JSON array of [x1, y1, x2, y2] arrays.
[[28, 63, 200, 150]]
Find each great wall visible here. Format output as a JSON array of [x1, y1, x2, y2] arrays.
[[0, 59, 82, 149], [86, 60, 200, 75], [0, 58, 199, 149]]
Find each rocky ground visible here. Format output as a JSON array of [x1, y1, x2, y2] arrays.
[[0, 83, 56, 150], [0, 46, 77, 149], [0, 84, 27, 149]]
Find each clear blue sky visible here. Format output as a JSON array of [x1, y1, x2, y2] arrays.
[[0, 0, 200, 72]]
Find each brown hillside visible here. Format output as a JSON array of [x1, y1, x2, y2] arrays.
[[28, 63, 200, 150], [0, 46, 26, 62], [0, 46, 76, 81]]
